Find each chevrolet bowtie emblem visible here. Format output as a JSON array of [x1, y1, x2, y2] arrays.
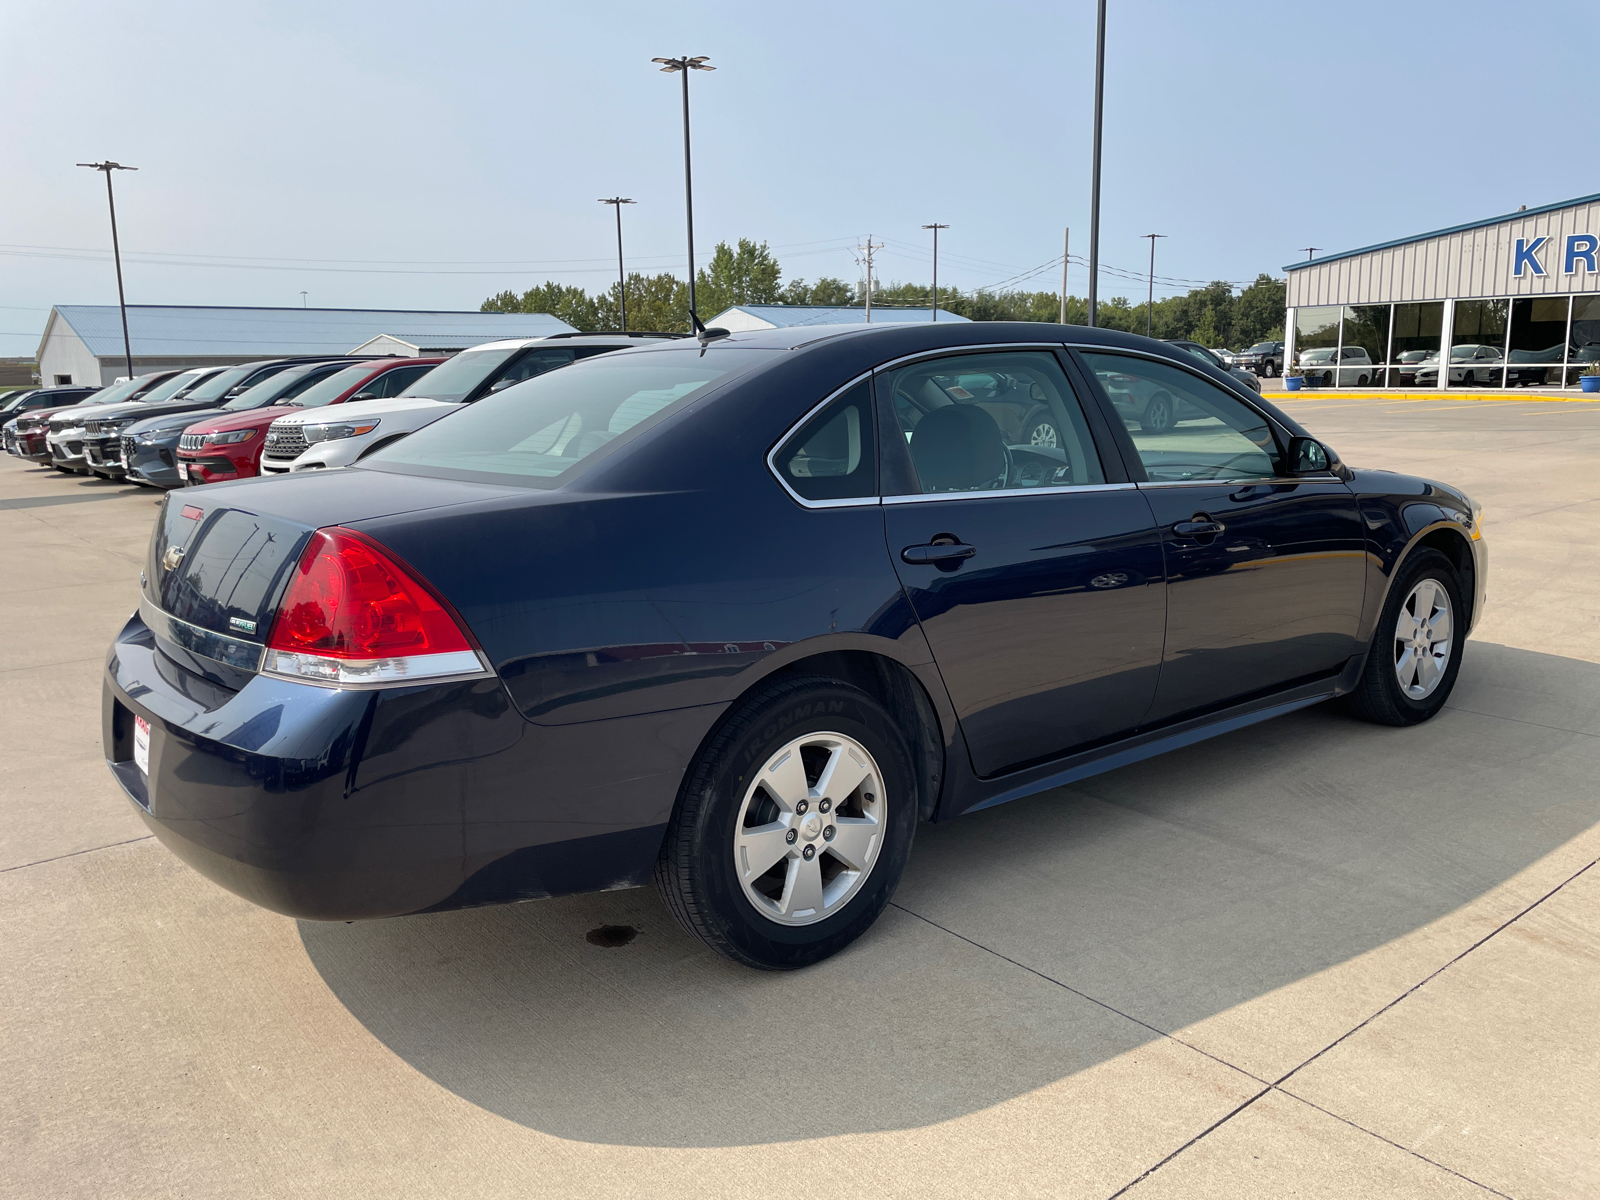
[[162, 545, 186, 571]]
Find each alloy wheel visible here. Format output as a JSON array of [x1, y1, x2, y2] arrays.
[[1028, 422, 1059, 448], [1393, 578, 1453, 699], [733, 732, 886, 926]]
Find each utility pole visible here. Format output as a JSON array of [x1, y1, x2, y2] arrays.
[[1087, 0, 1107, 327], [651, 55, 715, 326], [855, 235, 883, 322], [76, 160, 137, 380], [1060, 227, 1070, 324], [1300, 246, 1322, 261], [1142, 233, 1166, 337], [599, 197, 636, 330], [921, 223, 948, 321]]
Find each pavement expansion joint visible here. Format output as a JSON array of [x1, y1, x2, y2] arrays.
[[2, 834, 154, 874], [896, 845, 1595, 1200]]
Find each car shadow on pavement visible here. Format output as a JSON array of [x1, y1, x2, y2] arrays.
[[298, 640, 1600, 1148]]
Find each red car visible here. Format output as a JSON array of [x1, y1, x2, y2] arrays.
[[175, 357, 441, 486]]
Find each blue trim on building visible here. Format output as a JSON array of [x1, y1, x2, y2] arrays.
[[1283, 192, 1600, 274]]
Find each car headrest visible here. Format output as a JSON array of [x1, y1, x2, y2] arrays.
[[909, 403, 1007, 493]]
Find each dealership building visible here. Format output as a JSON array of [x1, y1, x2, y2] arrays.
[[1284, 192, 1600, 388], [36, 305, 574, 387]]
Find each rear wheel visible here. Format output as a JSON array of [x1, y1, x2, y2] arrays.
[[1140, 392, 1174, 433], [655, 676, 917, 969], [1345, 548, 1464, 726]]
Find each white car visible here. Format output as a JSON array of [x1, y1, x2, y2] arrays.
[[260, 333, 671, 474], [1413, 344, 1504, 387], [1297, 346, 1377, 386]]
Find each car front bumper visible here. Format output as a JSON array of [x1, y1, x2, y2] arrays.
[[84, 436, 128, 477], [48, 433, 88, 469], [102, 610, 709, 920], [124, 437, 184, 487]]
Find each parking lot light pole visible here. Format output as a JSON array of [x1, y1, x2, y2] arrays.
[[651, 55, 715, 326], [1087, 0, 1106, 327], [1143, 233, 1165, 337], [76, 160, 137, 380], [922, 223, 948, 321], [599, 197, 636, 331]]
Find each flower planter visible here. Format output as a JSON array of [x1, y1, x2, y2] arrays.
[[1582, 375, 1600, 393], [1284, 376, 1304, 392]]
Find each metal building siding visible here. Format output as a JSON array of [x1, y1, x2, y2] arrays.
[[1287, 198, 1600, 306]]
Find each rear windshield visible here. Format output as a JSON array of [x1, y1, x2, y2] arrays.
[[135, 372, 209, 405], [221, 362, 336, 411], [364, 350, 762, 487], [395, 347, 516, 404], [277, 362, 374, 409], [182, 365, 259, 404]]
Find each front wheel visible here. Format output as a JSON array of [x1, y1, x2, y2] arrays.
[[655, 676, 918, 969], [1023, 416, 1060, 448], [1140, 392, 1174, 433], [1345, 548, 1464, 726]]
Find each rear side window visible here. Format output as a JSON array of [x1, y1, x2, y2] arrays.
[[364, 351, 759, 487], [772, 381, 876, 503]]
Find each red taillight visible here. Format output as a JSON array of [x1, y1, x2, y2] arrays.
[[263, 528, 482, 686]]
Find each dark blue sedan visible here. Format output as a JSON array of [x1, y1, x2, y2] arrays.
[[102, 322, 1486, 968]]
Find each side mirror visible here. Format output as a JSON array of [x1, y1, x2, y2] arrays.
[[488, 378, 518, 393], [351, 391, 378, 401], [1288, 436, 1332, 475]]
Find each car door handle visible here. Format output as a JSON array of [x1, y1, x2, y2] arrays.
[[1172, 519, 1226, 537], [901, 542, 977, 565]]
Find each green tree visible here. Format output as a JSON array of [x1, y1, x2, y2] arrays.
[[479, 281, 600, 332], [593, 271, 691, 333], [696, 239, 783, 317], [1231, 274, 1288, 347]]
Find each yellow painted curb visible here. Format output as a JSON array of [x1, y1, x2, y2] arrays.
[[1262, 389, 1600, 404]]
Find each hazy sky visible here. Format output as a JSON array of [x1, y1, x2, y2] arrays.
[[3, 0, 1595, 355]]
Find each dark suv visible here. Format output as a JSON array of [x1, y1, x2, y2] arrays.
[[1234, 341, 1284, 377]]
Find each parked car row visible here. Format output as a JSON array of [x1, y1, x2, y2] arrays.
[[2, 333, 670, 488]]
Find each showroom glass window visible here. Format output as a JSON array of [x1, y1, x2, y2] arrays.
[[1507, 298, 1570, 387], [879, 351, 1105, 495], [1390, 302, 1445, 384], [1450, 299, 1509, 388], [1080, 352, 1280, 482], [1570, 296, 1600, 385], [1295, 307, 1340, 369], [1343, 305, 1390, 381]]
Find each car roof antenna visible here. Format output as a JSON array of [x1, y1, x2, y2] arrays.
[[690, 308, 729, 349]]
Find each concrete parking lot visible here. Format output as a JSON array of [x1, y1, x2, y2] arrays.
[[4, 393, 1598, 1199]]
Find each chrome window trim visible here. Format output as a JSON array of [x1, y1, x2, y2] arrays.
[[140, 596, 265, 674], [869, 342, 1070, 374], [765, 369, 881, 510], [884, 482, 1136, 505]]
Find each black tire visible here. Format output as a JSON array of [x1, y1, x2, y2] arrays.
[[1345, 548, 1465, 726], [1141, 392, 1174, 433], [655, 675, 918, 970]]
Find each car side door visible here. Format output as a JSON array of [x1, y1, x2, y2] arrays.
[[1076, 349, 1367, 725], [878, 348, 1167, 778]]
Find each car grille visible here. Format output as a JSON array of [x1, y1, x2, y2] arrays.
[[48, 418, 70, 433], [85, 419, 123, 436], [178, 433, 205, 451], [121, 435, 137, 465], [3, 429, 15, 452], [263, 423, 307, 460]]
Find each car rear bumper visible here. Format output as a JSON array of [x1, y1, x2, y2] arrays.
[[102, 610, 716, 920]]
